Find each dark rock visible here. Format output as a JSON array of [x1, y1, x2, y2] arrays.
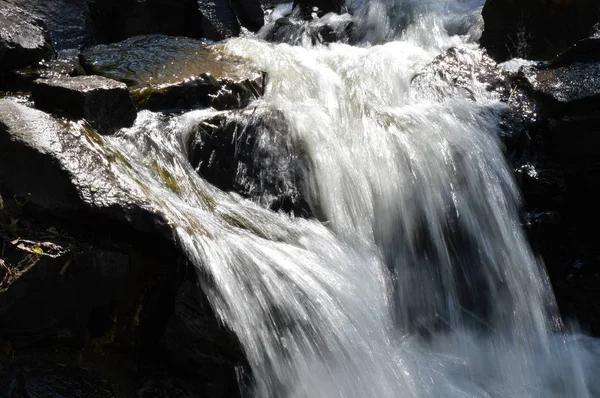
[[32, 75, 137, 135], [550, 33, 600, 67], [188, 108, 312, 217], [87, 0, 159, 44], [521, 63, 600, 112], [0, 99, 169, 237], [230, 0, 265, 33], [481, 0, 600, 61], [161, 280, 248, 397], [0, 1, 55, 71], [293, 0, 343, 19], [133, 75, 264, 112], [514, 163, 565, 209], [196, 0, 240, 40], [0, 235, 128, 348], [80, 35, 264, 112], [4, 0, 94, 50], [0, 54, 79, 91], [260, 14, 353, 44], [87, 0, 265, 43], [145, 0, 203, 38], [0, 360, 116, 398]]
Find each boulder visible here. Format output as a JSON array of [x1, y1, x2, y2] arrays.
[[32, 75, 137, 135], [0, 54, 79, 91], [0, 361, 115, 398], [161, 280, 248, 397], [188, 108, 312, 216], [293, 0, 344, 19], [80, 35, 265, 112], [550, 33, 600, 67], [0, 99, 248, 394], [230, 0, 265, 33], [259, 13, 353, 44], [196, 0, 241, 40], [0, 1, 55, 71], [4, 0, 94, 50], [521, 62, 600, 111], [0, 99, 167, 235], [481, 0, 600, 61], [87, 0, 265, 43], [87, 0, 159, 44]]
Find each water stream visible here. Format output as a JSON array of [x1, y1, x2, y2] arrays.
[[106, 1, 600, 396]]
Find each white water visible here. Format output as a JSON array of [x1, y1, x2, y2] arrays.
[[107, 1, 600, 396]]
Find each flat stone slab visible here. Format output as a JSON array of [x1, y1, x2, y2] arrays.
[[0, 1, 55, 71], [32, 75, 137, 134], [79, 34, 264, 111]]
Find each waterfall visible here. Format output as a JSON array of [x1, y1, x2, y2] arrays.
[[103, 1, 600, 396]]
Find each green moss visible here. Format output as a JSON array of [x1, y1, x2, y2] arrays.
[[151, 161, 181, 194], [107, 149, 132, 169]]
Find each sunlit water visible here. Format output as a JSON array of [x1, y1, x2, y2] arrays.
[[104, 1, 600, 396]]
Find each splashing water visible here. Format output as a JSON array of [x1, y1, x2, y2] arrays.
[[105, 1, 600, 397]]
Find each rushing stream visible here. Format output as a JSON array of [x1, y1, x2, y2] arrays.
[[104, 0, 600, 396]]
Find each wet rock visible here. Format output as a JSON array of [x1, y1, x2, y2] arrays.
[[481, 0, 600, 61], [32, 75, 137, 135], [162, 280, 248, 397], [514, 163, 565, 209], [4, 0, 94, 50], [411, 47, 500, 100], [260, 13, 353, 44], [197, 0, 241, 40], [293, 0, 344, 19], [0, 360, 116, 398], [521, 63, 600, 112], [188, 108, 312, 217], [550, 34, 600, 67], [0, 99, 169, 237], [0, 1, 55, 71], [229, 0, 265, 33], [80, 35, 264, 112], [411, 47, 540, 157], [0, 54, 79, 91]]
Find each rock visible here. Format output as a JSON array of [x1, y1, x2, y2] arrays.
[[0, 1, 55, 71], [0, 360, 116, 398], [188, 108, 312, 216], [550, 34, 600, 67], [4, 0, 94, 50], [260, 13, 353, 44], [229, 0, 265, 33], [0, 99, 168, 236], [481, 0, 600, 61], [161, 280, 248, 397], [145, 0, 203, 38], [80, 35, 264, 112], [31, 75, 137, 135], [87, 0, 159, 44], [196, 0, 241, 40], [0, 235, 127, 348], [293, 0, 344, 19], [0, 54, 79, 91], [514, 162, 565, 209], [522, 63, 600, 111], [87, 0, 265, 43]]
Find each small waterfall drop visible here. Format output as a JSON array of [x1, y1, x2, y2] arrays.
[[101, 1, 600, 396]]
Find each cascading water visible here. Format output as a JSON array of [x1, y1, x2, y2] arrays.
[[103, 0, 600, 396]]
